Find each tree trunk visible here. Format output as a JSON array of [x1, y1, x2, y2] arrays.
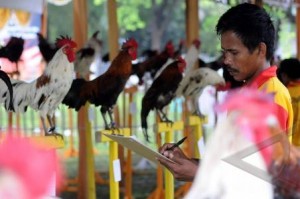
[[148, 0, 179, 50]]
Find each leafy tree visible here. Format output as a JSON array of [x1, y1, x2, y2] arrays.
[[46, 0, 296, 60], [47, 3, 73, 42], [90, 0, 184, 52]]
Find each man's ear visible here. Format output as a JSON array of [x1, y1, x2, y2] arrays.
[[257, 42, 267, 58]]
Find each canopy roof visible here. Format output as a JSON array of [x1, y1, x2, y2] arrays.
[[0, 0, 45, 14]]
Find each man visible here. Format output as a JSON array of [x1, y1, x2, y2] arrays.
[[278, 58, 300, 146], [158, 3, 293, 181]]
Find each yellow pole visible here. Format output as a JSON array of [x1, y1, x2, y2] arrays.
[[164, 129, 173, 199], [100, 128, 131, 199], [157, 121, 184, 199], [188, 116, 207, 158], [109, 141, 119, 199]]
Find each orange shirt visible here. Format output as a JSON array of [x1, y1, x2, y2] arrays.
[[246, 66, 293, 140], [287, 80, 300, 146]]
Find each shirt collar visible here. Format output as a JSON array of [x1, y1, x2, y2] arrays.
[[288, 80, 300, 87], [245, 66, 277, 89]]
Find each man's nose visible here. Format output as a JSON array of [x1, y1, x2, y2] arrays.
[[223, 54, 231, 66]]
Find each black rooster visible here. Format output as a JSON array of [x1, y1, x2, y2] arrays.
[[37, 33, 59, 63], [141, 57, 186, 141], [0, 37, 24, 74]]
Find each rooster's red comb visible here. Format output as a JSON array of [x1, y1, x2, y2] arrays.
[[56, 35, 77, 48], [122, 38, 138, 49], [177, 56, 186, 66], [192, 39, 201, 49], [165, 40, 174, 49]]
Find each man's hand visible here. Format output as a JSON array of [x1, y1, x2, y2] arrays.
[[157, 143, 199, 181]]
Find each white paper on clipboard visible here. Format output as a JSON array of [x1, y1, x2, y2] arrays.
[[103, 133, 177, 164]]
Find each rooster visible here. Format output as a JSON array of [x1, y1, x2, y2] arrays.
[[0, 66, 14, 111], [175, 67, 225, 116], [0, 36, 77, 137], [141, 57, 186, 141], [175, 38, 225, 116], [132, 41, 174, 84], [184, 39, 201, 74], [74, 30, 102, 78], [185, 89, 280, 199], [206, 56, 244, 89], [62, 38, 138, 130], [0, 36, 24, 74], [37, 33, 59, 64], [153, 39, 186, 80]]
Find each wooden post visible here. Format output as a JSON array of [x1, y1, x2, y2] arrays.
[[147, 115, 165, 199], [107, 0, 119, 60], [40, 3, 48, 36], [185, 0, 199, 46], [175, 100, 192, 198], [73, 0, 96, 199], [64, 109, 78, 158], [124, 86, 137, 199], [297, 0, 300, 59], [185, 0, 199, 69]]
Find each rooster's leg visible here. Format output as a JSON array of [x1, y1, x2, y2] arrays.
[[193, 96, 205, 118], [46, 114, 63, 139], [40, 117, 48, 135], [108, 107, 120, 134], [158, 109, 173, 125], [108, 107, 116, 128], [100, 106, 110, 130], [47, 115, 55, 132]]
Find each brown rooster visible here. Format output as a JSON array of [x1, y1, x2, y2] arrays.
[[141, 57, 186, 141], [62, 38, 138, 129]]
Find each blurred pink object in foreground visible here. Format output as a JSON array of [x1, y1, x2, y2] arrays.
[[0, 136, 63, 199]]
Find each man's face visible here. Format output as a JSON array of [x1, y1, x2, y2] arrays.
[[221, 31, 263, 82]]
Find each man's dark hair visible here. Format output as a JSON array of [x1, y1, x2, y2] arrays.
[[278, 58, 300, 79], [216, 3, 275, 61]]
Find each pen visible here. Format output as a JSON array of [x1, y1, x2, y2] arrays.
[[167, 136, 187, 151]]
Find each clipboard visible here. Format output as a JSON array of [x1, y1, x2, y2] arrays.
[[103, 133, 176, 164]]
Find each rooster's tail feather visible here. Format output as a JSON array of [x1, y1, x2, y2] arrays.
[[0, 70, 14, 111], [62, 78, 87, 110]]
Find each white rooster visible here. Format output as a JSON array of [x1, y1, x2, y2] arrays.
[[175, 38, 225, 116], [184, 89, 285, 199], [176, 67, 225, 116], [0, 36, 77, 137]]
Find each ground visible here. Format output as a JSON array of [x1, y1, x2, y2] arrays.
[[58, 154, 187, 199]]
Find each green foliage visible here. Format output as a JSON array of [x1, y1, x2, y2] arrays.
[[93, 0, 105, 6], [47, 1, 296, 60], [199, 1, 229, 58], [47, 3, 73, 42]]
